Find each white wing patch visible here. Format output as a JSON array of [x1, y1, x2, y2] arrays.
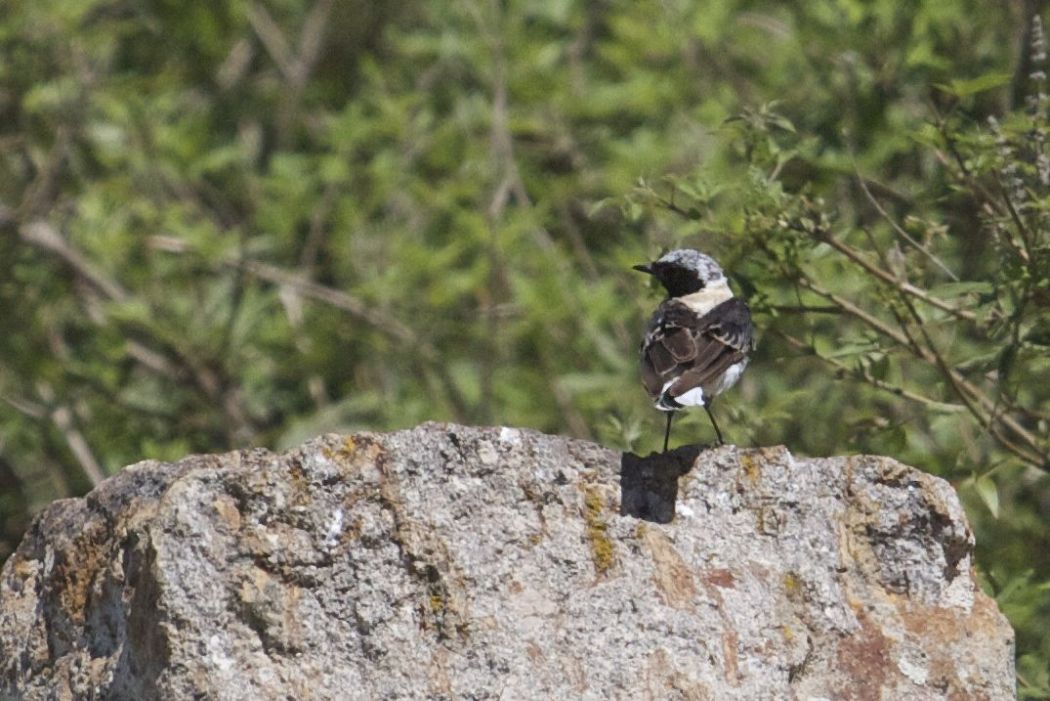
[[674, 386, 706, 407]]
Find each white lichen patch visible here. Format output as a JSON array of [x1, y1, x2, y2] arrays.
[[207, 634, 235, 672], [324, 508, 344, 549], [478, 442, 499, 466], [896, 651, 929, 685], [499, 426, 522, 445]]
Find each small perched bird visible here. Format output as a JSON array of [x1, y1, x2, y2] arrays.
[[634, 249, 754, 451]]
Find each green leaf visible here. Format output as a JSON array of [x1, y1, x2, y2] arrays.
[[825, 343, 877, 359], [587, 198, 615, 218], [974, 474, 1000, 519], [934, 72, 1012, 98], [927, 281, 993, 298], [1024, 315, 1050, 346]]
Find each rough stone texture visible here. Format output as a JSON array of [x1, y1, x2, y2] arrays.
[[0, 423, 1014, 700]]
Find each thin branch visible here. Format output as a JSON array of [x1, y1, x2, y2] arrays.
[[247, 4, 297, 82], [852, 162, 959, 280], [19, 221, 128, 302], [21, 221, 259, 443], [232, 259, 472, 421], [993, 173, 1036, 262], [4, 391, 107, 487], [777, 331, 965, 412], [818, 230, 977, 322], [236, 260, 418, 350], [768, 304, 843, 315], [295, 0, 334, 86], [50, 405, 106, 487], [798, 274, 1045, 466], [895, 284, 1045, 467], [145, 238, 472, 421], [934, 117, 1007, 217], [17, 128, 71, 221], [931, 120, 1036, 264], [1, 394, 46, 420], [798, 277, 914, 349], [216, 38, 255, 91]]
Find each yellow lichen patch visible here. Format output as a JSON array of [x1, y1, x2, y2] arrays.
[[323, 436, 358, 462], [12, 557, 35, 580], [324, 435, 383, 477], [281, 457, 314, 509], [429, 591, 446, 617], [582, 485, 616, 576], [418, 563, 470, 642], [783, 571, 802, 598], [341, 436, 357, 456], [739, 451, 761, 484]]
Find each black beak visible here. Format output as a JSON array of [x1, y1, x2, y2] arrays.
[[632, 263, 653, 274]]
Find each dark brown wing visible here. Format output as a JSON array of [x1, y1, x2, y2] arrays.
[[641, 298, 753, 405]]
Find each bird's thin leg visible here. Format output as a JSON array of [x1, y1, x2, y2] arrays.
[[704, 404, 724, 446], [663, 411, 675, 453]]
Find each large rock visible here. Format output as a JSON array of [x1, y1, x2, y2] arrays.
[[0, 423, 1014, 700]]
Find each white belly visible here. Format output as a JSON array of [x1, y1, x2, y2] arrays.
[[707, 360, 748, 397], [655, 359, 748, 410]]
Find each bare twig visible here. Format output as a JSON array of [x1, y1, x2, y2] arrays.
[[797, 274, 1044, 466], [232, 258, 472, 420], [778, 331, 964, 412], [19, 221, 128, 302], [768, 304, 842, 315], [236, 260, 417, 349], [20, 220, 259, 443], [895, 285, 1045, 467], [216, 38, 254, 91], [125, 341, 178, 378], [818, 231, 977, 322], [993, 173, 1036, 262], [798, 277, 914, 349], [933, 117, 1007, 217], [1, 394, 46, 420], [5, 389, 106, 486], [17, 128, 71, 220], [50, 405, 106, 487], [247, 4, 297, 82], [249, 0, 334, 144], [852, 162, 959, 280]]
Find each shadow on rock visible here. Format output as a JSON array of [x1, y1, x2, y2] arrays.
[[619, 444, 704, 524]]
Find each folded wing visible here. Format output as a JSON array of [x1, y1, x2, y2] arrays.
[[641, 298, 753, 405]]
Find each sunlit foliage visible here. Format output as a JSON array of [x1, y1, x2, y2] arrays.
[[0, 1, 1046, 692]]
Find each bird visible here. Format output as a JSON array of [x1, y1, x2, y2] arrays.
[[633, 249, 754, 452]]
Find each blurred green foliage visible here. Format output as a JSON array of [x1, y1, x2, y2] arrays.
[[1, 0, 1048, 692]]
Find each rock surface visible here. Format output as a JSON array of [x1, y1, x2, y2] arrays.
[[0, 423, 1014, 700]]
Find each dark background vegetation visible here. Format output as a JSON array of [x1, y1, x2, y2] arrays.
[[1, 0, 1048, 692]]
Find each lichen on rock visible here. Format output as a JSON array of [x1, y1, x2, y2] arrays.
[[0, 423, 1015, 700]]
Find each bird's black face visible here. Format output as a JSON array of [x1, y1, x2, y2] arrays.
[[633, 261, 705, 297]]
